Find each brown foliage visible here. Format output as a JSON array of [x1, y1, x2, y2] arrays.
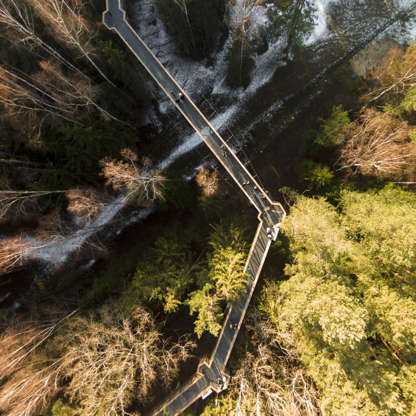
[[0, 0, 36, 47], [27, 0, 89, 49], [196, 167, 219, 197], [100, 148, 165, 203], [0, 0, 85, 78], [337, 108, 416, 179], [0, 310, 78, 416], [0, 362, 61, 416], [0, 304, 195, 416], [366, 45, 416, 103], [227, 316, 320, 416], [0, 59, 116, 128], [0, 231, 66, 275], [0, 64, 83, 125], [36, 60, 99, 117], [66, 188, 105, 225], [27, 0, 113, 85], [0, 236, 32, 274], [57, 304, 195, 416]]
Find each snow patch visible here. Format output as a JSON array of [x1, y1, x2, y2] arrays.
[[157, 104, 239, 170], [28, 195, 127, 267], [17, 0, 415, 272], [305, 0, 330, 45], [18, 0, 334, 270], [80, 259, 96, 270]]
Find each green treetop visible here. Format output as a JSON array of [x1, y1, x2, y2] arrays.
[[261, 191, 416, 415], [188, 223, 249, 337]]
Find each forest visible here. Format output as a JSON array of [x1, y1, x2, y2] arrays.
[[1, 0, 416, 415]]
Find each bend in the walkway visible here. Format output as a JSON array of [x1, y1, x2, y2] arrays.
[[103, 2, 286, 414]]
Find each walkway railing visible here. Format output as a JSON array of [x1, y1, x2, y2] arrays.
[[103, 2, 286, 414]]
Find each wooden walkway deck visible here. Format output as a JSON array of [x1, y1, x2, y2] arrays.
[[103, 1, 286, 414]]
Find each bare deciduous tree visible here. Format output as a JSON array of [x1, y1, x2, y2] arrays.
[[0, 236, 34, 274], [227, 317, 320, 416], [366, 45, 416, 103], [37, 60, 119, 121], [0, 361, 61, 416], [66, 187, 107, 225], [100, 148, 165, 203], [0, 310, 78, 379], [0, 233, 65, 275], [336, 108, 416, 179], [0, 189, 66, 220], [0, 305, 194, 416], [196, 167, 219, 197], [0, 64, 81, 125], [0, 0, 85, 76], [0, 62, 118, 127], [232, 0, 264, 35], [28, 0, 114, 85], [231, 0, 263, 83], [59, 304, 195, 416], [172, 0, 195, 47], [0, 310, 78, 416]]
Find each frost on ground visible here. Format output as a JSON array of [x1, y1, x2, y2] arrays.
[[131, 0, 292, 104], [390, 0, 416, 41], [28, 195, 128, 267], [14, 0, 415, 272], [131, 0, 226, 111], [12, 0, 334, 272], [157, 104, 240, 170], [305, 0, 330, 45]]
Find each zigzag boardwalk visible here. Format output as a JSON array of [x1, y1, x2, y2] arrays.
[[103, 1, 286, 414]]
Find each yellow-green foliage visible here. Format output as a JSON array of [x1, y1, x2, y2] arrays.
[[314, 105, 351, 147], [125, 235, 198, 313], [301, 160, 334, 189], [262, 187, 416, 415], [188, 223, 248, 337], [200, 395, 237, 415], [50, 399, 77, 416]]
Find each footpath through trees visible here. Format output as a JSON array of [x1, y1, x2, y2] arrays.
[[103, 1, 286, 414]]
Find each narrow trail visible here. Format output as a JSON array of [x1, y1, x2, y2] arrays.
[[103, 1, 285, 414]]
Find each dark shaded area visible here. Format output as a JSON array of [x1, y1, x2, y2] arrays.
[[155, 0, 226, 60]]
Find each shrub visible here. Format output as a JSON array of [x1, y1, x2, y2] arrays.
[[301, 160, 334, 189], [314, 105, 350, 148]]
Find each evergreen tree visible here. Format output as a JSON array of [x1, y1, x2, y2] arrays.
[[188, 223, 248, 337], [262, 191, 416, 415], [314, 105, 350, 148], [225, 30, 255, 88], [341, 185, 416, 290], [188, 282, 223, 338], [301, 160, 334, 189], [341, 186, 416, 362], [124, 235, 198, 313], [268, 0, 316, 59], [155, 0, 225, 59]]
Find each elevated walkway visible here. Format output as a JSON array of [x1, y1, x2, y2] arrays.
[[103, 1, 286, 414]]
